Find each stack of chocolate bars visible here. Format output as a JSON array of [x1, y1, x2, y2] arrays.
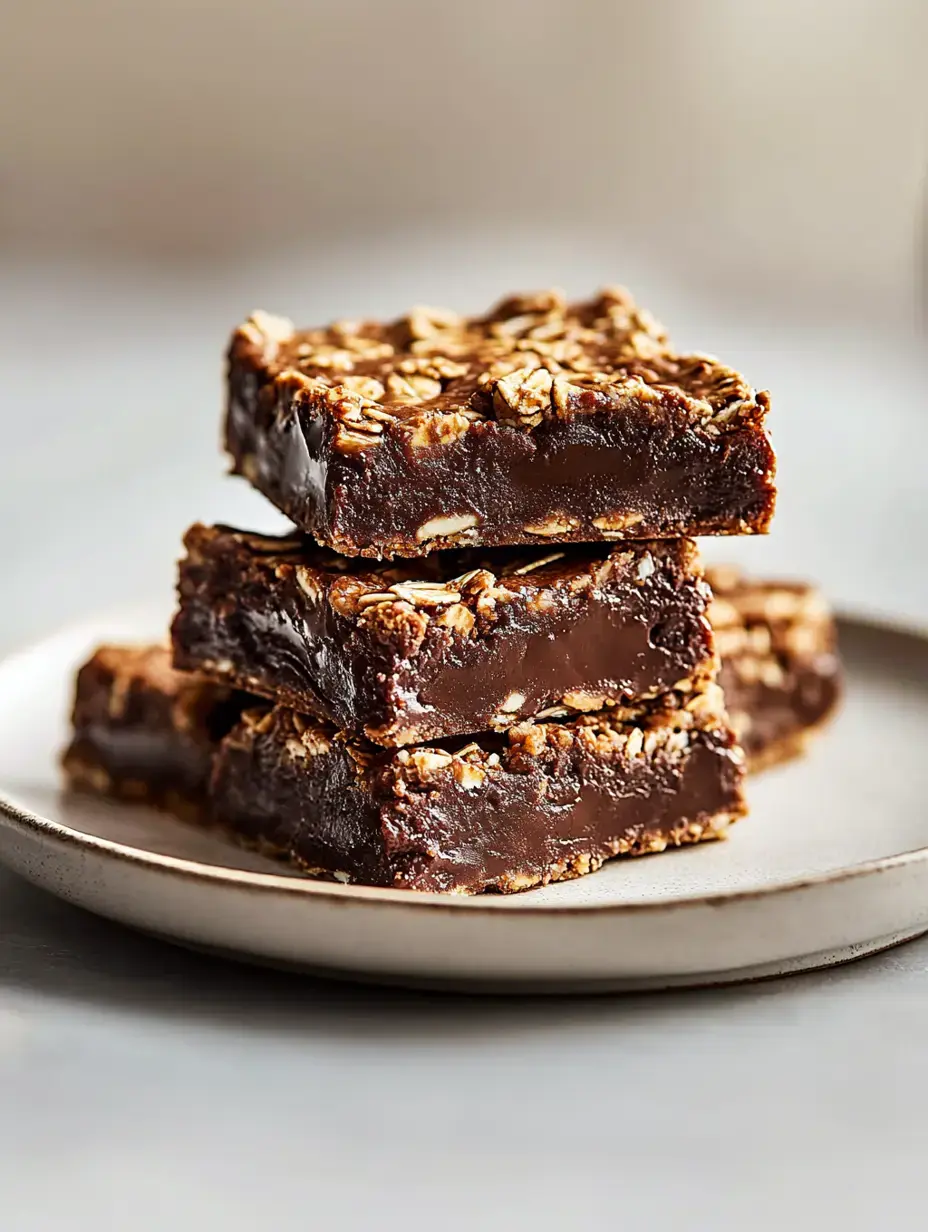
[[64, 288, 840, 893]]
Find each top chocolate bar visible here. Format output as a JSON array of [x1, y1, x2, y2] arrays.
[[226, 287, 776, 558]]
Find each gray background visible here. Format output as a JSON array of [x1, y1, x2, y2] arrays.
[[1, 2, 927, 1227]]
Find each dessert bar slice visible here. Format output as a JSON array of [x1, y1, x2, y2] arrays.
[[226, 287, 776, 558], [708, 566, 841, 771], [211, 679, 746, 894], [172, 524, 717, 747], [62, 645, 246, 818]]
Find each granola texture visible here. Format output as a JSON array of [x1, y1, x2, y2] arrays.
[[211, 677, 746, 894], [172, 524, 718, 746], [707, 566, 841, 770], [226, 288, 776, 557], [62, 645, 246, 818]]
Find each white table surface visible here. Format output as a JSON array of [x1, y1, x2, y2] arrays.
[[1, 252, 926, 1230]]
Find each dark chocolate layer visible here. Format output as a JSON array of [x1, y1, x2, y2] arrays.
[[226, 289, 776, 558], [211, 683, 746, 894], [172, 525, 716, 746]]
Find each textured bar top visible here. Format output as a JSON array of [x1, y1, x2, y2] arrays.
[[226, 287, 776, 557]]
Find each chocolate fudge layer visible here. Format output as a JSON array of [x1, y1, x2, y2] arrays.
[[172, 524, 717, 747], [62, 645, 246, 818], [226, 288, 776, 558], [708, 566, 841, 771], [211, 681, 746, 894]]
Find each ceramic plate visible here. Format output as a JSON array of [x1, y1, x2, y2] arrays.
[[0, 608, 926, 993]]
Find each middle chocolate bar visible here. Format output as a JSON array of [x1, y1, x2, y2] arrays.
[[172, 524, 716, 747]]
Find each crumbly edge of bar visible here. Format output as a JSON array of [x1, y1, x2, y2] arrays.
[[229, 287, 771, 463], [220, 808, 740, 895], [482, 810, 739, 894], [310, 511, 773, 559], [180, 525, 710, 713]]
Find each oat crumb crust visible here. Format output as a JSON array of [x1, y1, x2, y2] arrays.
[[231, 288, 770, 458]]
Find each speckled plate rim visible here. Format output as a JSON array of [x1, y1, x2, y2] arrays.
[[0, 608, 926, 919]]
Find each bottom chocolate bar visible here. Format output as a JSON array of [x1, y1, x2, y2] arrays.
[[62, 645, 246, 820], [211, 686, 746, 894], [707, 566, 841, 771], [61, 645, 745, 893]]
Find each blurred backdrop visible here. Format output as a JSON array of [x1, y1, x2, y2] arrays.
[[1, 0, 926, 648]]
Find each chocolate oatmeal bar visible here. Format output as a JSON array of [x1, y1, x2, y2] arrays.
[[62, 645, 246, 818], [708, 566, 841, 771], [226, 288, 776, 558], [211, 680, 746, 894], [172, 524, 717, 747]]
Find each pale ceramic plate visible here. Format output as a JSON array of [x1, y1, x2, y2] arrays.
[[0, 608, 926, 993]]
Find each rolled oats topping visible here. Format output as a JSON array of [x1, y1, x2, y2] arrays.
[[231, 287, 770, 456], [415, 513, 479, 543], [522, 514, 582, 537], [388, 581, 462, 607]]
